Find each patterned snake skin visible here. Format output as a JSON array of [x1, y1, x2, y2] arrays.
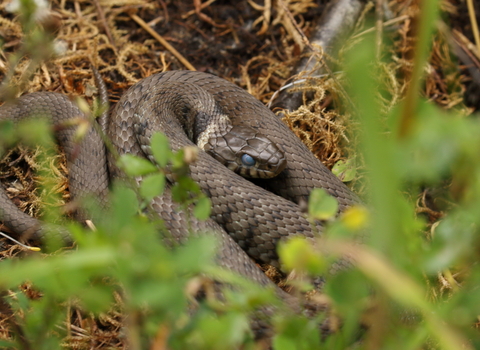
[[108, 71, 361, 266], [0, 70, 360, 309]]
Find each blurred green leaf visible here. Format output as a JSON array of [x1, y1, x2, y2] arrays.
[[111, 186, 140, 226], [193, 196, 211, 220], [173, 236, 217, 273], [17, 119, 53, 148], [325, 269, 369, 317], [0, 120, 15, 149], [308, 188, 339, 221], [76, 284, 115, 314], [272, 335, 296, 350], [273, 314, 321, 350], [151, 132, 171, 167], [171, 176, 201, 203], [183, 312, 251, 349], [423, 213, 476, 273], [278, 237, 325, 276], [140, 172, 166, 202], [0, 340, 14, 348], [332, 159, 356, 182], [117, 154, 157, 176]]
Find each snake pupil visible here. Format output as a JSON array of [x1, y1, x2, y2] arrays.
[[241, 153, 255, 166]]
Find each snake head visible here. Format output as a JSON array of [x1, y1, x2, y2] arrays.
[[204, 125, 287, 179]]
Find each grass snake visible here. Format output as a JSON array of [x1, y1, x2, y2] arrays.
[[0, 70, 361, 335]]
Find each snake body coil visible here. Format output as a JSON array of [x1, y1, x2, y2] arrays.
[[0, 70, 360, 283], [110, 71, 360, 266]]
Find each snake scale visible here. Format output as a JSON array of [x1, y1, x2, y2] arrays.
[[0, 70, 360, 335]]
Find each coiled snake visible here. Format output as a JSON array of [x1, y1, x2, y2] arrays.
[[0, 70, 360, 326]]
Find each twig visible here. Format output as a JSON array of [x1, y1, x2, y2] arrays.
[[272, 0, 364, 112], [93, 0, 116, 50], [267, 73, 340, 108], [193, 0, 227, 28], [156, 0, 169, 23], [449, 28, 480, 88], [351, 15, 410, 39], [0, 231, 41, 251], [278, 0, 356, 110], [467, 0, 480, 56], [375, 0, 384, 59], [130, 14, 196, 71], [181, 0, 217, 19], [278, 0, 304, 50], [398, 0, 438, 137], [247, 0, 272, 35]]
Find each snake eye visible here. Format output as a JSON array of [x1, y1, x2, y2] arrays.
[[241, 153, 255, 167]]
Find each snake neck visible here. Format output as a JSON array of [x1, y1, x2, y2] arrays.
[[134, 82, 232, 147]]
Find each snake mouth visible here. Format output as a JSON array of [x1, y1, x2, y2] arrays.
[[214, 148, 287, 179], [236, 149, 287, 179], [237, 159, 287, 179]]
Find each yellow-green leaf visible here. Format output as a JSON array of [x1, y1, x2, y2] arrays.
[[308, 188, 339, 221], [278, 237, 325, 275]]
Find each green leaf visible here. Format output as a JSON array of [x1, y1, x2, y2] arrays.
[[273, 335, 297, 350], [172, 176, 201, 203], [140, 173, 166, 202], [77, 285, 114, 314], [0, 340, 15, 348], [273, 314, 321, 350], [278, 237, 325, 275], [193, 196, 211, 220], [0, 120, 15, 147], [17, 119, 53, 147], [332, 159, 356, 182], [111, 186, 140, 225], [117, 154, 157, 176], [308, 188, 339, 221], [174, 236, 216, 273], [150, 132, 171, 167], [171, 149, 186, 168]]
